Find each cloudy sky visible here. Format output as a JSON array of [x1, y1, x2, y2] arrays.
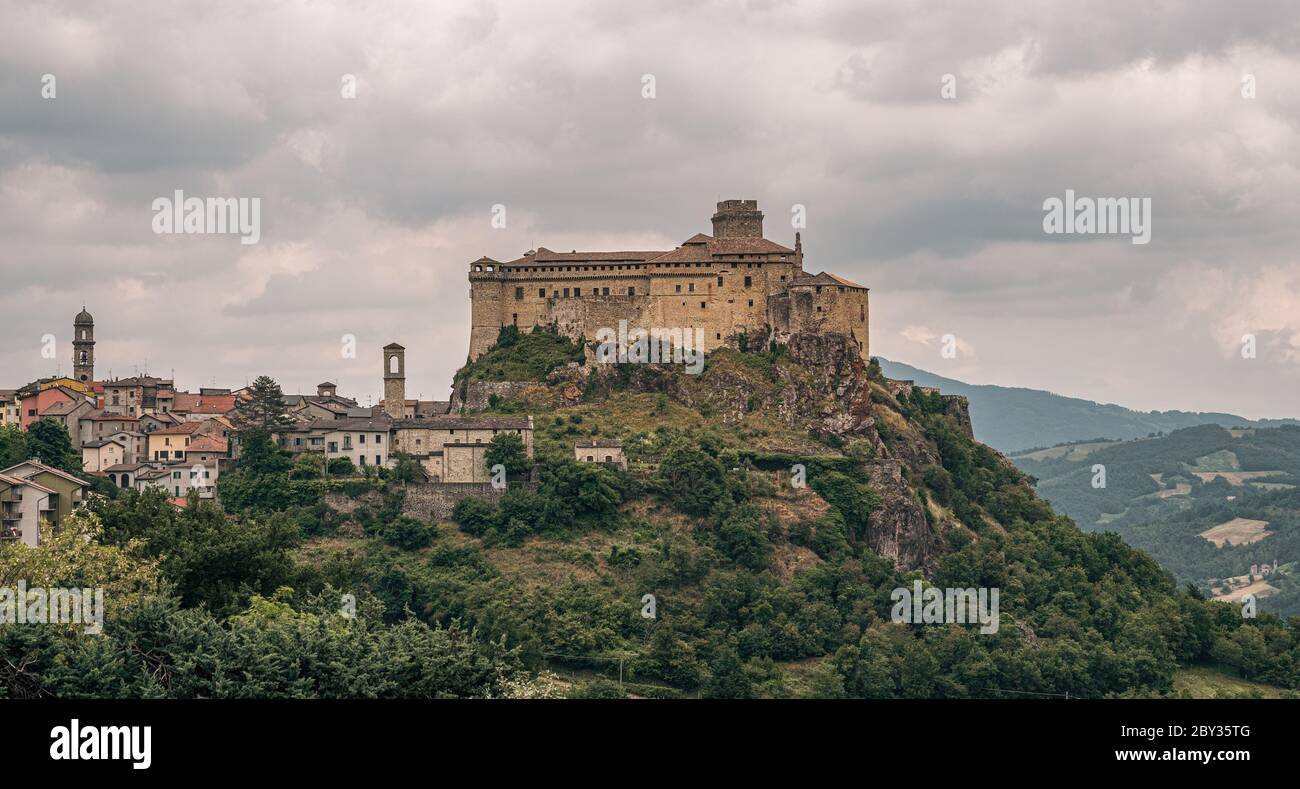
[[2, 0, 1299, 417]]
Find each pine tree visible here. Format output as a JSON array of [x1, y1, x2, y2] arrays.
[[233, 375, 295, 433]]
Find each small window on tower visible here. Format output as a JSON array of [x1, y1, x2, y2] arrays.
[[515, 287, 524, 299]]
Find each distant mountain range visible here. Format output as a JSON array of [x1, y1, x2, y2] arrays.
[[877, 358, 1300, 454]]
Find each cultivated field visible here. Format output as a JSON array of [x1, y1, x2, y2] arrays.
[[1199, 517, 1272, 547]]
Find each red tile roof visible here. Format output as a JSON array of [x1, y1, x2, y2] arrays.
[[171, 393, 237, 414], [151, 421, 206, 435], [185, 436, 229, 454]]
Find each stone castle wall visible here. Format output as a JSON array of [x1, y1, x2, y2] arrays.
[[466, 202, 868, 361], [470, 260, 870, 359]]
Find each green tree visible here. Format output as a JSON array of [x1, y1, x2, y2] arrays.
[[701, 644, 754, 699], [389, 452, 427, 483], [233, 375, 295, 433], [0, 424, 28, 467], [657, 445, 727, 516], [25, 417, 82, 472], [485, 433, 530, 477]]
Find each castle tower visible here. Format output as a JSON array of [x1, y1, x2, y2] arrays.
[[711, 199, 764, 239], [73, 307, 95, 383], [382, 343, 406, 419]]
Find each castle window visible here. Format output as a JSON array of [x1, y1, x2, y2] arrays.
[[860, 305, 865, 321], [512, 313, 518, 324], [748, 300, 753, 307], [744, 276, 752, 287], [628, 287, 635, 295], [716, 333, 721, 340], [717, 276, 723, 286], [700, 302, 706, 309], [563, 288, 570, 297], [815, 286, 822, 293], [688, 284, 695, 292], [515, 287, 524, 299], [602, 287, 609, 295], [675, 284, 681, 293], [539, 288, 546, 297], [574, 287, 581, 296]]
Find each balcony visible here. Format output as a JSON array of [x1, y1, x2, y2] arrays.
[[0, 526, 21, 541]]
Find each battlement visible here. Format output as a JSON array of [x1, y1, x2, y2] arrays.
[[711, 199, 764, 239]]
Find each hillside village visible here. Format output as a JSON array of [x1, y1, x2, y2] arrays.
[[3, 200, 950, 552], [0, 307, 545, 548]]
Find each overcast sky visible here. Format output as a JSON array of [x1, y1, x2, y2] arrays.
[[2, 0, 1299, 418]]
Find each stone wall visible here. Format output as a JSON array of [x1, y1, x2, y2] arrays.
[[324, 481, 530, 523]]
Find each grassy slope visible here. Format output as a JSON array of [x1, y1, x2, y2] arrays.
[[1171, 666, 1292, 699]]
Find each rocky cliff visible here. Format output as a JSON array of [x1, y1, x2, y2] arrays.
[[457, 329, 1004, 573]]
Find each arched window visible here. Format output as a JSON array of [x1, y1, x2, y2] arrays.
[[389, 356, 400, 374]]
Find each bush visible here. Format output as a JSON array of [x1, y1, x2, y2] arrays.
[[327, 457, 356, 477], [568, 679, 627, 699], [452, 498, 499, 537], [657, 445, 727, 517], [383, 515, 437, 550]]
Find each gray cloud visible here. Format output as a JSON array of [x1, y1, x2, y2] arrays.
[[2, 0, 1299, 418]]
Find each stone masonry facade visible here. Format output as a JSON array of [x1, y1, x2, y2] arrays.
[[468, 200, 869, 361]]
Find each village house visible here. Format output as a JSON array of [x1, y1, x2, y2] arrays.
[[317, 417, 393, 470], [574, 439, 627, 470], [102, 375, 175, 416], [82, 438, 128, 472], [391, 415, 534, 482], [0, 460, 90, 546], [0, 390, 19, 427], [147, 421, 207, 461]]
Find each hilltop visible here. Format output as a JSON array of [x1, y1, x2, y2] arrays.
[[300, 323, 1299, 696], [16, 325, 1300, 698], [878, 358, 1299, 454]]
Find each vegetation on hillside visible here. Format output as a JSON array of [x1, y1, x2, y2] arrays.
[[1014, 424, 1300, 615], [8, 362, 1300, 699], [454, 324, 585, 388]]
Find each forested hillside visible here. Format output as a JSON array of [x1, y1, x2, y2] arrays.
[[6, 333, 1300, 697], [1012, 425, 1300, 617]]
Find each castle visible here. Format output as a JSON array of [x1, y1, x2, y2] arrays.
[[468, 200, 869, 361]]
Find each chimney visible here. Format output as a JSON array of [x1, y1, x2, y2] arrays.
[[711, 199, 764, 239]]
